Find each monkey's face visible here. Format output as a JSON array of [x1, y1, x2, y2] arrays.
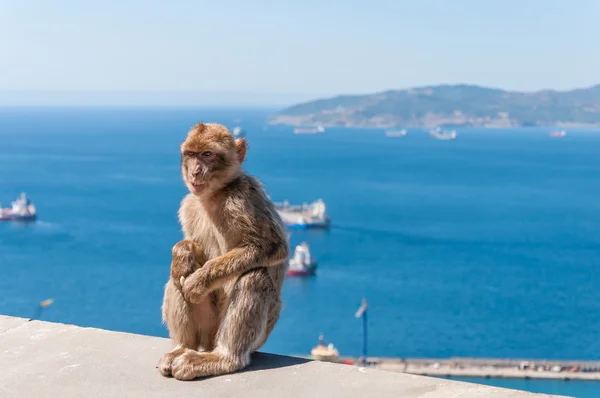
[[180, 123, 247, 195]]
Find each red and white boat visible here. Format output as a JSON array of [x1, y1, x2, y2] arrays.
[[549, 130, 567, 138], [286, 242, 317, 276]]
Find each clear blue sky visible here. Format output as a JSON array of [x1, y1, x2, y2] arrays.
[[1, 0, 598, 104]]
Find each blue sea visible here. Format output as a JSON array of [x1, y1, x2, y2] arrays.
[[1, 107, 599, 397]]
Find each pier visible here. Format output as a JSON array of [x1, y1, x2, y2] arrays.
[[306, 297, 600, 381], [315, 356, 600, 381]]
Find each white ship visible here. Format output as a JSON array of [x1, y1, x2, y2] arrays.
[[385, 129, 407, 137], [286, 242, 318, 276], [275, 198, 330, 229], [0, 193, 37, 221], [294, 125, 325, 134], [231, 126, 246, 139], [549, 130, 567, 138], [430, 127, 457, 140]]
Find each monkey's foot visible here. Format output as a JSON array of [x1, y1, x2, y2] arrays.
[[158, 347, 188, 377], [171, 350, 244, 381]]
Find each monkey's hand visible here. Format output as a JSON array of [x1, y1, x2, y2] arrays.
[[181, 252, 250, 302], [181, 267, 211, 303], [170, 240, 207, 289]]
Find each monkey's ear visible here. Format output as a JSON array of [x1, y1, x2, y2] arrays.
[[235, 138, 247, 163]]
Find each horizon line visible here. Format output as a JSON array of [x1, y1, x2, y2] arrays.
[[2, 81, 599, 95], [1, 82, 599, 107]]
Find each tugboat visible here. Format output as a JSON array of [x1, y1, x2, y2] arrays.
[[0, 193, 37, 221], [275, 199, 330, 229], [286, 242, 317, 277]]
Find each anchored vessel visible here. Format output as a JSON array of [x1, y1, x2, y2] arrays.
[[429, 127, 457, 140], [293, 125, 325, 134], [275, 199, 330, 229], [0, 193, 37, 221], [286, 242, 318, 276], [385, 129, 407, 137], [231, 126, 246, 139], [549, 130, 567, 138]]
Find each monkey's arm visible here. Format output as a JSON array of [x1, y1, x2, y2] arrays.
[[181, 186, 289, 303], [212, 240, 288, 277], [182, 234, 288, 302]]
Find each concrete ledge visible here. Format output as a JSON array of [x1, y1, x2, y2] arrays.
[[0, 315, 566, 397]]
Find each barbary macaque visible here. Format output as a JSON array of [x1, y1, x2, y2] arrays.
[[158, 122, 289, 381]]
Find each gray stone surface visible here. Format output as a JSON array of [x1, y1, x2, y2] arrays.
[[0, 315, 568, 397]]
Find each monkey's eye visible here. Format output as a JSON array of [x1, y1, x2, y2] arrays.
[[184, 151, 196, 157], [201, 151, 213, 157]]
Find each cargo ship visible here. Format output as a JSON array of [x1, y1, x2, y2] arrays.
[[275, 199, 330, 229], [0, 193, 37, 221], [286, 242, 317, 276]]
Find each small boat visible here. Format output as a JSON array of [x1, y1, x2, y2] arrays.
[[275, 199, 330, 229], [294, 125, 325, 134], [549, 130, 567, 138], [286, 242, 317, 276], [0, 193, 37, 222], [385, 129, 407, 137], [429, 127, 457, 140], [310, 334, 340, 361]]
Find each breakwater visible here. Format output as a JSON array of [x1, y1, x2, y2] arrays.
[[312, 357, 600, 381]]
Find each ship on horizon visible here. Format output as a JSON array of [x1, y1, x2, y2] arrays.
[[231, 126, 246, 139], [294, 125, 325, 134], [0, 193, 37, 222], [549, 130, 567, 138], [385, 129, 407, 137], [430, 127, 457, 140]]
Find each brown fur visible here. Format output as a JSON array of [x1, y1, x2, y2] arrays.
[[158, 122, 289, 380]]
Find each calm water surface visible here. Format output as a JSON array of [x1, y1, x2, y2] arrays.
[[1, 108, 599, 397]]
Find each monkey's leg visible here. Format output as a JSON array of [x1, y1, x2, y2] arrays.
[[159, 240, 209, 376], [158, 285, 220, 376], [171, 268, 281, 381], [158, 280, 200, 377]]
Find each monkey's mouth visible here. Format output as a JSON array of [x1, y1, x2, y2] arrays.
[[190, 182, 207, 193]]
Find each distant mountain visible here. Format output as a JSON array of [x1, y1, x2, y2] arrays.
[[269, 84, 600, 128]]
